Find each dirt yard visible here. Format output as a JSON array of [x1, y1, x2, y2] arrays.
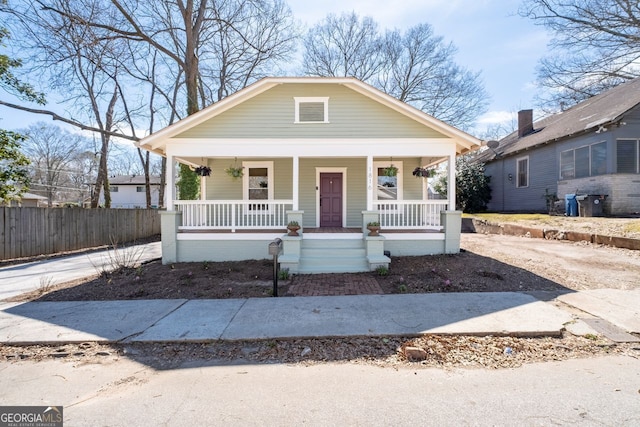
[[13, 215, 640, 302]]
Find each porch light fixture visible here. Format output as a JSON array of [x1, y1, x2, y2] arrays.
[[508, 173, 513, 181]]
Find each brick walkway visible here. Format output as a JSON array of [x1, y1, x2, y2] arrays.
[[286, 274, 383, 297]]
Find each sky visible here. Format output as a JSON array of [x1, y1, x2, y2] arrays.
[[0, 0, 550, 138], [287, 0, 550, 134]]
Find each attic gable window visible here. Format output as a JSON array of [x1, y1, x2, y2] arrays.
[[294, 97, 329, 123]]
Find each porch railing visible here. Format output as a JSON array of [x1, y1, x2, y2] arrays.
[[175, 200, 293, 231], [374, 200, 448, 229]]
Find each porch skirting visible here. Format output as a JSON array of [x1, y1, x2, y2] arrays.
[[161, 210, 462, 272], [170, 231, 446, 265]]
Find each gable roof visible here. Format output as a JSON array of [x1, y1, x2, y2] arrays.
[[480, 77, 640, 162], [20, 192, 48, 201], [137, 77, 481, 155]]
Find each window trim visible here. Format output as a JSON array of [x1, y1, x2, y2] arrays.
[[242, 161, 274, 213], [516, 156, 529, 188], [294, 97, 329, 123]]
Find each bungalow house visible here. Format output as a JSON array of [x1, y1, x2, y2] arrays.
[[101, 175, 165, 209], [136, 77, 481, 273], [480, 78, 640, 215]]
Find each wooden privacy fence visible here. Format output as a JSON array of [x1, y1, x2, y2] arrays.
[[0, 207, 161, 260]]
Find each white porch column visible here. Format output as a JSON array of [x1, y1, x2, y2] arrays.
[[448, 152, 456, 211], [292, 155, 299, 210], [166, 154, 176, 210], [366, 155, 373, 211]]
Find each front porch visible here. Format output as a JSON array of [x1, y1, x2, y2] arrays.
[[160, 154, 462, 273], [161, 206, 462, 273]]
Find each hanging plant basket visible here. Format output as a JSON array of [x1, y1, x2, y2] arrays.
[[225, 158, 244, 179], [412, 167, 435, 178], [194, 166, 211, 177], [225, 166, 244, 179], [383, 165, 398, 177]]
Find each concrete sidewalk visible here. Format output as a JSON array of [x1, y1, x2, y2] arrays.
[[1, 240, 638, 345], [0, 292, 574, 344]]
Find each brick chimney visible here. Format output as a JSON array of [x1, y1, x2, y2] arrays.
[[518, 109, 534, 138]]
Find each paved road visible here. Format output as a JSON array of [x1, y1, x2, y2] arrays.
[[1, 355, 638, 426]]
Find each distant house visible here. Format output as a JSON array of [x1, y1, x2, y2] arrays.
[[0, 192, 48, 207], [136, 77, 481, 272], [480, 78, 640, 215], [101, 175, 165, 208]]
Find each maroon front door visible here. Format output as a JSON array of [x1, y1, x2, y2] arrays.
[[320, 173, 343, 227]]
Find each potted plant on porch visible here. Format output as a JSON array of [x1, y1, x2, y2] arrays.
[[287, 221, 301, 236], [366, 221, 381, 236]]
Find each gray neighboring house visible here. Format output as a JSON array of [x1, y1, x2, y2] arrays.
[[479, 78, 640, 215]]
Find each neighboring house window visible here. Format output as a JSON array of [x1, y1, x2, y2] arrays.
[[560, 150, 575, 179], [560, 141, 607, 179], [591, 142, 607, 176], [294, 97, 329, 123], [243, 161, 274, 210], [110, 186, 119, 192], [136, 186, 144, 192], [616, 139, 639, 173], [516, 157, 529, 188], [374, 161, 403, 209]]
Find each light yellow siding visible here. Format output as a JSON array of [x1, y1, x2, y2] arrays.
[[177, 83, 446, 139]]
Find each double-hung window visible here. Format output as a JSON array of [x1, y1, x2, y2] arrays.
[[374, 161, 403, 210], [516, 156, 529, 188], [243, 161, 273, 211]]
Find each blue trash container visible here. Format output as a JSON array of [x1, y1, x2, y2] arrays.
[[565, 194, 578, 216]]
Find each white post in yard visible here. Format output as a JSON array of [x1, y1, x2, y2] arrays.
[[366, 155, 373, 211], [293, 155, 299, 210]]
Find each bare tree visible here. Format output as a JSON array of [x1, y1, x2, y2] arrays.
[[3, 0, 138, 207], [379, 24, 488, 130], [302, 12, 384, 81], [20, 122, 92, 206], [2, 0, 297, 206], [520, 0, 640, 111], [302, 13, 487, 129]]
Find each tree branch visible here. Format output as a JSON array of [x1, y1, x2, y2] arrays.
[[0, 99, 139, 142]]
